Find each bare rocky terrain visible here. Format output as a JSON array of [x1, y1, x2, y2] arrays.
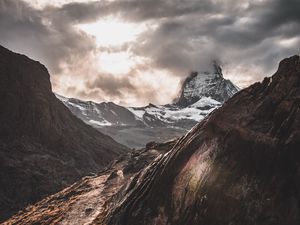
[[4, 140, 175, 225]]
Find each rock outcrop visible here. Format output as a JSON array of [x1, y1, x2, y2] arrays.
[[0, 45, 127, 222]]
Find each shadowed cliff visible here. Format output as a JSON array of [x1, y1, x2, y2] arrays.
[[0, 45, 127, 222]]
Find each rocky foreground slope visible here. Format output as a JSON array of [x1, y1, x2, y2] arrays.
[[5, 55, 300, 225], [0, 46, 127, 222], [4, 140, 176, 225], [57, 62, 238, 148]]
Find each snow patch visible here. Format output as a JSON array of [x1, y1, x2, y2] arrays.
[[128, 108, 146, 118], [68, 102, 86, 111], [189, 97, 221, 108], [88, 119, 112, 126]]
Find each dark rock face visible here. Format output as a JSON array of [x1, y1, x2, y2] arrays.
[[0, 45, 127, 222], [4, 140, 176, 225], [101, 55, 300, 225]]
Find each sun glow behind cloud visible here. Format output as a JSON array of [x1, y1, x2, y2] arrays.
[[51, 16, 181, 106], [77, 18, 146, 47], [76, 18, 150, 76], [98, 52, 136, 74]]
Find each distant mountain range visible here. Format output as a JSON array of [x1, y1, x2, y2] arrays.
[[57, 61, 239, 148]]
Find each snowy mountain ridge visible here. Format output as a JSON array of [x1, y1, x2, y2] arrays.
[[56, 62, 239, 148]]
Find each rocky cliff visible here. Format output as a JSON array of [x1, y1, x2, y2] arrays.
[[0, 45, 127, 222]]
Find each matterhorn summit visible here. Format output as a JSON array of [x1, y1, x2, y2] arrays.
[[177, 61, 239, 107]]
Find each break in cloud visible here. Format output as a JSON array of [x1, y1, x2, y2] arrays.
[[0, 0, 299, 106]]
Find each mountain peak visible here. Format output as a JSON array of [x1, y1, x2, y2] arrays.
[[176, 62, 238, 107], [211, 60, 223, 76], [277, 55, 300, 75]]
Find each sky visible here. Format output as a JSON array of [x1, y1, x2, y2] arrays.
[[0, 0, 299, 106]]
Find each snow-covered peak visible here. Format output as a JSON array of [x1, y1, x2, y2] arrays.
[[176, 62, 238, 107], [189, 96, 221, 109]]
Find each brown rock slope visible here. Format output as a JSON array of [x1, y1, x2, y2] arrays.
[[4, 140, 175, 224], [103, 55, 300, 225], [0, 45, 127, 222], [4, 55, 300, 225]]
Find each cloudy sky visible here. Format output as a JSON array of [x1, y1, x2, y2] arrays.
[[0, 0, 299, 106]]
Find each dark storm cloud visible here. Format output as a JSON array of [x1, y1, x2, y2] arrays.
[[0, 0, 95, 74], [211, 0, 300, 47], [124, 0, 300, 80], [262, 0, 300, 28], [55, 0, 216, 23], [82, 72, 162, 105], [86, 74, 135, 97], [0, 0, 300, 105]]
